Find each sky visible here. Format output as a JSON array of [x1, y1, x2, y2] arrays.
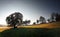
[[0, 0, 60, 25]]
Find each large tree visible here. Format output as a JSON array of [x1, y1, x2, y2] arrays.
[[6, 12, 23, 28]]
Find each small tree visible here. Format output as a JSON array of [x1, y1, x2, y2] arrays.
[[47, 19, 51, 23], [33, 22, 36, 25], [51, 12, 56, 22], [23, 20, 31, 25], [55, 13, 60, 21], [39, 16, 46, 24], [36, 20, 39, 24]]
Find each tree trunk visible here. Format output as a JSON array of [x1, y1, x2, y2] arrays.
[[14, 24, 17, 29]]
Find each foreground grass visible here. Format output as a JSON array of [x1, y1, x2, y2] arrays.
[[0, 28, 60, 37]]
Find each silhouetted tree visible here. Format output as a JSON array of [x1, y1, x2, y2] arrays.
[[36, 20, 39, 24], [27, 20, 31, 24], [55, 13, 60, 21], [51, 12, 56, 22], [23, 20, 31, 25], [50, 12, 60, 22], [33, 22, 36, 25], [22, 21, 27, 26], [47, 19, 51, 23], [6, 12, 23, 28], [39, 16, 46, 24], [26, 20, 31, 25]]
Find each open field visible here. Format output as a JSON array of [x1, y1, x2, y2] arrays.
[[0, 28, 60, 37], [0, 27, 12, 32], [18, 22, 60, 28], [0, 22, 60, 37], [0, 22, 60, 32]]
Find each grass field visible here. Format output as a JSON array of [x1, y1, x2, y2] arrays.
[[18, 22, 60, 28], [0, 28, 60, 37], [0, 22, 60, 37], [0, 22, 60, 32]]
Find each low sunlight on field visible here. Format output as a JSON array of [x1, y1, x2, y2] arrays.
[[0, 22, 60, 32], [0, 27, 12, 32], [18, 22, 60, 28]]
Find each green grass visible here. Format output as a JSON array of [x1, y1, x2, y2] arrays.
[[0, 28, 60, 37]]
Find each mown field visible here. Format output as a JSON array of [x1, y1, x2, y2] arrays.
[[0, 22, 60, 37]]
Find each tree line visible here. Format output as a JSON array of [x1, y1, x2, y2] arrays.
[[6, 12, 60, 28], [33, 12, 60, 24]]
